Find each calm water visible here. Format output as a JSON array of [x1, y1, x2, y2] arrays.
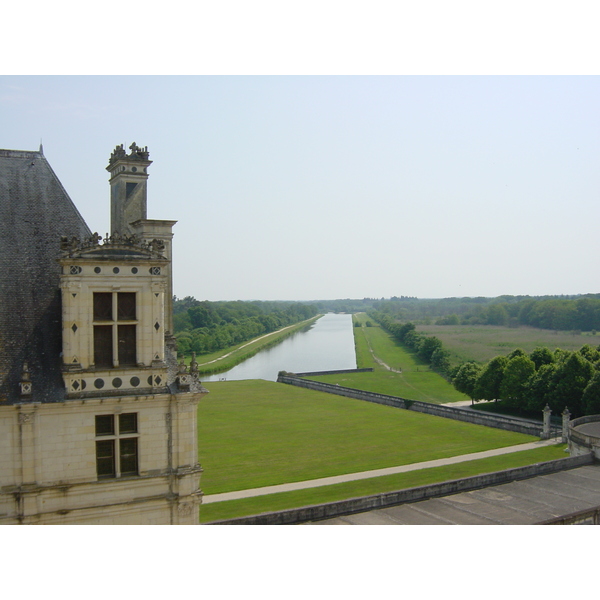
[[200, 313, 357, 382]]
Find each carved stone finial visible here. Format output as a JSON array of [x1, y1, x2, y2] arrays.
[[20, 362, 32, 397], [178, 358, 189, 374], [127, 142, 150, 161], [189, 353, 199, 376], [109, 144, 127, 165]]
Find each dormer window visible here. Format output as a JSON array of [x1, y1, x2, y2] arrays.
[[93, 292, 137, 368]]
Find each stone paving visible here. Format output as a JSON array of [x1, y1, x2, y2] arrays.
[[305, 463, 600, 525]]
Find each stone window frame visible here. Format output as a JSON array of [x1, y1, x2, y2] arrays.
[[95, 413, 139, 479], [93, 291, 138, 368]]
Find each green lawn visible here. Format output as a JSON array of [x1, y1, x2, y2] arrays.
[[200, 444, 567, 523], [197, 380, 535, 496], [307, 315, 469, 403]]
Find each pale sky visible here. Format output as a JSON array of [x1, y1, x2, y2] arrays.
[[2, 8, 599, 303]]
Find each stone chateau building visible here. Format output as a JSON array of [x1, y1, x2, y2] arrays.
[[0, 143, 208, 524]]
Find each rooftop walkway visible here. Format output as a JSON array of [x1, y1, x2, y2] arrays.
[[306, 462, 600, 525], [202, 438, 561, 505]]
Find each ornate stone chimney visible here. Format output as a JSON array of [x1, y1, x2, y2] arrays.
[[107, 143, 152, 236], [106, 143, 176, 332]]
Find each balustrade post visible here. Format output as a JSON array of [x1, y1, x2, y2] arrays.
[[542, 404, 552, 439], [561, 407, 571, 444]]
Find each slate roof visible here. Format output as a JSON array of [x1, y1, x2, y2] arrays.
[[0, 148, 91, 403]]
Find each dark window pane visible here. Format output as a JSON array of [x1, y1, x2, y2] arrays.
[[117, 293, 136, 321], [119, 413, 137, 434], [95, 414, 114, 436], [93, 293, 113, 321], [120, 438, 138, 476], [96, 440, 115, 478], [94, 325, 113, 367], [118, 325, 136, 365], [126, 182, 138, 198]]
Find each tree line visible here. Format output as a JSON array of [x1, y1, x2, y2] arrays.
[[369, 311, 453, 375], [173, 297, 318, 356], [372, 295, 600, 332], [453, 345, 600, 417], [370, 310, 600, 418]]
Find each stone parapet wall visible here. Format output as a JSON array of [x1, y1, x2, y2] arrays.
[[209, 454, 594, 525], [277, 375, 543, 437], [538, 503, 600, 525], [291, 368, 373, 377], [568, 415, 600, 459]]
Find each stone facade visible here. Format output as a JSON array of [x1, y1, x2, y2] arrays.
[[0, 392, 202, 524], [0, 144, 208, 525]]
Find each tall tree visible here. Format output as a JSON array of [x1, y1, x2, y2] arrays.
[[548, 352, 595, 416], [582, 372, 600, 415], [526, 363, 557, 412], [474, 356, 509, 401], [500, 355, 536, 409], [418, 336, 443, 362], [453, 362, 482, 401], [529, 347, 555, 370]]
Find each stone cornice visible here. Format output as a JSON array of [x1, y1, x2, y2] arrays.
[[59, 232, 167, 260]]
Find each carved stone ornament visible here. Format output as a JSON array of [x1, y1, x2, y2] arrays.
[[108, 142, 150, 166], [178, 502, 193, 517], [60, 231, 166, 258], [18, 412, 33, 424], [20, 362, 32, 396], [189, 353, 199, 376]]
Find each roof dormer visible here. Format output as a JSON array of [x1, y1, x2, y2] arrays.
[[59, 233, 169, 398]]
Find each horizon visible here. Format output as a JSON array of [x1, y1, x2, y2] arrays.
[[174, 292, 600, 303]]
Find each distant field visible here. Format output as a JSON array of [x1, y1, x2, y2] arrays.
[[308, 314, 469, 403], [417, 324, 597, 364], [197, 380, 535, 496]]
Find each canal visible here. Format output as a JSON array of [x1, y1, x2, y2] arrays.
[[200, 313, 357, 382]]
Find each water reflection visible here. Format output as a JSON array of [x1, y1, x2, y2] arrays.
[[200, 313, 356, 382]]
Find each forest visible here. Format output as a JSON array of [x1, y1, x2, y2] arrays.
[[172, 296, 318, 356], [368, 294, 600, 331]]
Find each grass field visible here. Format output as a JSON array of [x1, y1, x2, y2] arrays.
[[195, 315, 575, 523], [197, 379, 536, 497], [417, 323, 597, 364], [306, 314, 469, 403], [200, 444, 566, 522]]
